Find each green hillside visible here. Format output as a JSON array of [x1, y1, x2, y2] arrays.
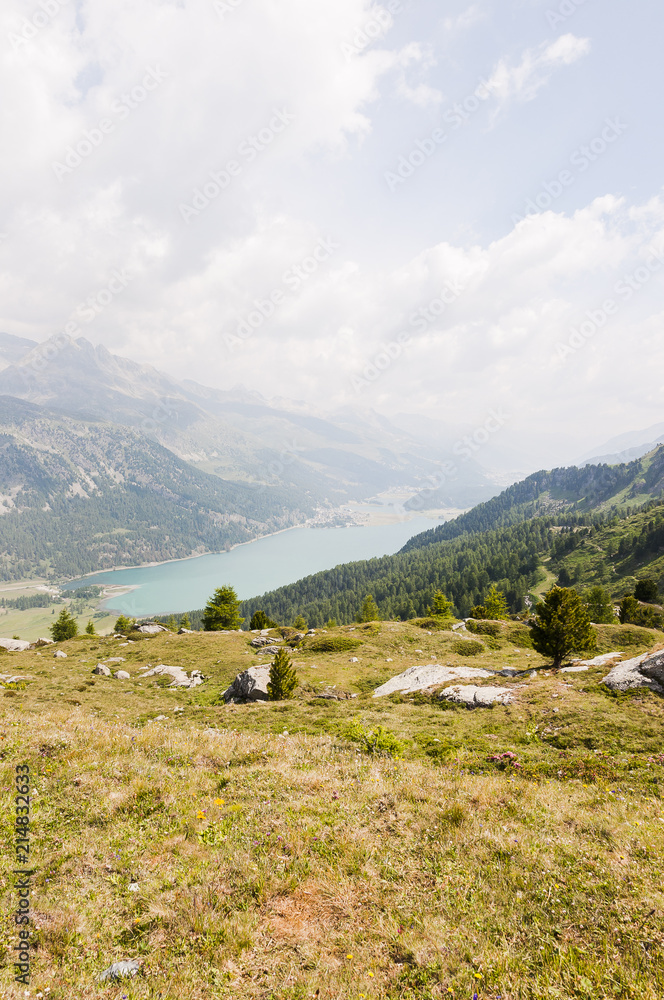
[[237, 449, 664, 626]]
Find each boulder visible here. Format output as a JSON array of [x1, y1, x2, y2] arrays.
[[256, 645, 282, 656], [132, 623, 168, 635], [98, 959, 141, 982], [602, 650, 664, 694], [440, 684, 513, 708], [223, 665, 271, 703], [54, 650, 67, 658], [0, 638, 30, 652], [178, 628, 195, 634], [251, 636, 278, 648], [373, 664, 493, 697], [32, 637, 54, 648], [114, 670, 131, 680], [562, 651, 624, 674], [93, 664, 111, 676], [139, 664, 205, 688]]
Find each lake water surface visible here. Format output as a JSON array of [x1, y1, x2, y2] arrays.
[[64, 515, 437, 616]]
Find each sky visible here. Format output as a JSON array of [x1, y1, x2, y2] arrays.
[[1, 0, 663, 470]]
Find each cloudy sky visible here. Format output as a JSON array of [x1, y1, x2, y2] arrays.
[[1, 0, 663, 468]]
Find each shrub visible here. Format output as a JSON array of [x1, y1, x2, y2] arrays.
[[466, 619, 501, 637], [412, 617, 454, 631], [452, 639, 484, 656], [340, 720, 404, 758], [505, 624, 534, 648], [307, 637, 362, 653]]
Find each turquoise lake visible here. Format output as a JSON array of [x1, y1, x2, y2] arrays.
[[63, 515, 437, 616]]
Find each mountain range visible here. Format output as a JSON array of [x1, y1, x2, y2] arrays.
[[0, 332, 500, 580]]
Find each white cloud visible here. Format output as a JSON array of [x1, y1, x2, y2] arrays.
[[487, 33, 590, 108]]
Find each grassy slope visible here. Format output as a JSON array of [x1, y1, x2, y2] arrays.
[[0, 623, 663, 998]]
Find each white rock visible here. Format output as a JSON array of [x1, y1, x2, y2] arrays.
[[349, 657, 359, 663], [107, 657, 126, 663], [602, 650, 664, 694], [54, 650, 67, 658], [133, 623, 168, 635], [178, 628, 195, 634], [0, 637, 30, 652], [114, 670, 131, 680], [139, 664, 205, 688], [440, 684, 512, 708], [570, 651, 624, 668], [32, 637, 54, 647], [373, 664, 493, 697], [93, 664, 111, 676]]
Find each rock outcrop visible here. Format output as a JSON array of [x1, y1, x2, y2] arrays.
[[32, 637, 54, 648], [602, 650, 664, 694], [562, 651, 624, 673], [373, 664, 493, 697], [223, 665, 271, 702], [54, 650, 67, 658], [439, 684, 513, 708], [115, 670, 131, 680], [0, 638, 30, 652], [93, 664, 112, 676], [139, 664, 205, 688], [132, 623, 168, 635]]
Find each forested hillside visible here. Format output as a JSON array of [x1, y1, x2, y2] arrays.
[[237, 451, 664, 627], [402, 446, 664, 551], [0, 398, 311, 579]]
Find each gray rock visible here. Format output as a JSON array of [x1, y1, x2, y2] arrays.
[[178, 628, 195, 634], [140, 664, 205, 688], [373, 663, 493, 697], [54, 650, 67, 658], [114, 670, 131, 680], [251, 636, 278, 648], [93, 664, 111, 676], [0, 674, 34, 684], [256, 645, 282, 656], [440, 684, 512, 708], [223, 665, 271, 703], [32, 637, 54, 647], [98, 959, 141, 982], [0, 637, 30, 652], [132, 623, 168, 635], [107, 657, 126, 663], [569, 651, 624, 668], [602, 650, 664, 694]]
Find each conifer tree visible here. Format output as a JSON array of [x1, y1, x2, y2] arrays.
[[427, 591, 454, 618], [531, 586, 596, 668], [267, 648, 299, 701], [50, 607, 79, 642], [583, 586, 616, 624], [250, 610, 276, 630], [358, 594, 380, 622], [292, 614, 307, 631], [114, 614, 135, 634], [180, 612, 192, 630], [202, 585, 245, 631], [472, 585, 510, 620], [85, 620, 96, 635], [166, 614, 178, 631]]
